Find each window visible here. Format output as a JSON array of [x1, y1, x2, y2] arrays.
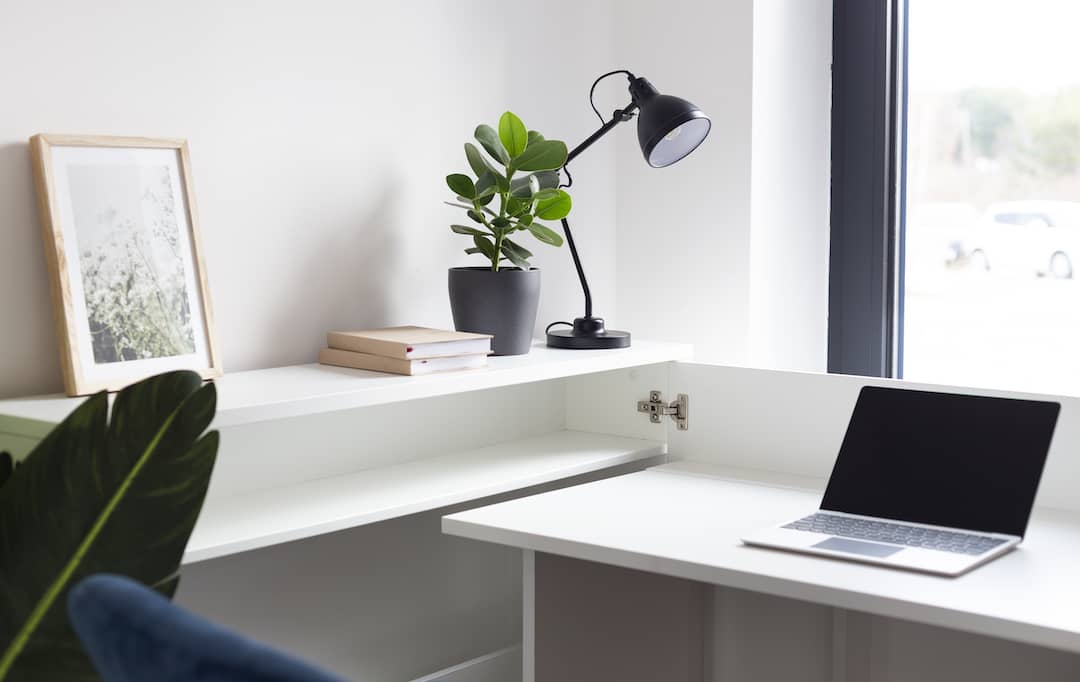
[[902, 0, 1080, 394], [830, 0, 1080, 395]]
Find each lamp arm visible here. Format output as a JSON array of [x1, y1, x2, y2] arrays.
[[558, 103, 638, 320], [565, 103, 638, 164]]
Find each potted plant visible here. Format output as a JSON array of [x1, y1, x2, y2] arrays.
[[446, 111, 572, 355]]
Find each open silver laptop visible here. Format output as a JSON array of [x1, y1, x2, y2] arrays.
[[742, 386, 1060, 576]]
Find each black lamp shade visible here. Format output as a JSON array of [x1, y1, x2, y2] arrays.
[[629, 77, 711, 168]]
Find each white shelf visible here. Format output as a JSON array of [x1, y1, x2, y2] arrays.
[[0, 341, 691, 437], [182, 430, 665, 564]]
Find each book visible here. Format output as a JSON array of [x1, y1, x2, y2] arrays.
[[318, 347, 488, 376], [326, 326, 492, 360]]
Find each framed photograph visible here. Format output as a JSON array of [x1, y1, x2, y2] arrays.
[[30, 135, 221, 396]]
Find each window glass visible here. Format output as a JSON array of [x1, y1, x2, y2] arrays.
[[903, 0, 1080, 394]]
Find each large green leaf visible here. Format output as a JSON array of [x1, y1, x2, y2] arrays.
[[0, 371, 219, 680], [474, 125, 510, 165], [498, 111, 528, 158], [527, 130, 545, 145], [535, 189, 573, 221], [512, 140, 568, 172], [0, 452, 13, 490], [527, 222, 565, 247]]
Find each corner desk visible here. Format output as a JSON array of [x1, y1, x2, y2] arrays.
[[444, 365, 1080, 682], [5, 350, 1080, 680]]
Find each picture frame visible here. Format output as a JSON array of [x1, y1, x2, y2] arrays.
[[30, 134, 221, 396]]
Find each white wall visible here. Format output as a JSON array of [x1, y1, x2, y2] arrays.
[[0, 0, 833, 395], [747, 0, 833, 371], [0, 0, 616, 398], [612, 0, 832, 371], [613, 0, 756, 363]]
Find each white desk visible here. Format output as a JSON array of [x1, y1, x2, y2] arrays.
[[443, 461, 1080, 680]]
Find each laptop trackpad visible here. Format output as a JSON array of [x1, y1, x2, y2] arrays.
[[814, 537, 902, 558]]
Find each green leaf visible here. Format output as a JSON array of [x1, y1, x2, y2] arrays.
[[517, 214, 534, 227], [503, 237, 534, 259], [533, 188, 560, 202], [477, 192, 495, 207], [527, 130, 545, 145], [446, 174, 476, 200], [510, 173, 542, 199], [451, 224, 488, 236], [510, 170, 561, 198], [499, 111, 528, 158], [467, 209, 485, 224], [472, 235, 497, 260], [0, 452, 13, 490], [528, 221, 565, 247], [512, 139, 568, 172], [465, 142, 498, 177], [475, 124, 510, 165], [535, 189, 572, 221], [506, 196, 528, 217], [491, 217, 511, 229], [493, 172, 509, 193], [464, 247, 483, 255], [446, 200, 496, 217], [475, 172, 497, 199], [500, 242, 532, 270], [0, 371, 219, 680], [532, 170, 561, 190]]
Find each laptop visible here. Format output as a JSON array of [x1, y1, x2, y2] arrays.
[[741, 386, 1060, 576]]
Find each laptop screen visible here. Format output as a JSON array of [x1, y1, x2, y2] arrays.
[[820, 386, 1060, 537]]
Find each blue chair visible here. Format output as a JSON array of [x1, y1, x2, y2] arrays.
[[67, 574, 345, 682]]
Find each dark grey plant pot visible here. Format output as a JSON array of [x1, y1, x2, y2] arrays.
[[448, 267, 541, 356]]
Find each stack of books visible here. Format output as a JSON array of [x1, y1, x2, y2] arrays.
[[317, 326, 493, 376]]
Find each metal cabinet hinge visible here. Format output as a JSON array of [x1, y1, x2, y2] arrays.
[[637, 390, 689, 431]]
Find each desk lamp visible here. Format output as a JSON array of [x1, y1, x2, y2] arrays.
[[546, 70, 711, 349]]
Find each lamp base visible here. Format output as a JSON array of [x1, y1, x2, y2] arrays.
[[546, 316, 631, 350]]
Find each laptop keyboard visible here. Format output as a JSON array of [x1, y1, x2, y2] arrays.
[[782, 513, 1008, 556]]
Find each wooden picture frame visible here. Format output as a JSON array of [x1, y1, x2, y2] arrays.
[[30, 134, 221, 396]]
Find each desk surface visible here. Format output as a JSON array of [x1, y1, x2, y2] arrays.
[[443, 461, 1080, 654]]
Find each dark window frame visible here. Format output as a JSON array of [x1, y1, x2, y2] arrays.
[[827, 0, 909, 378]]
